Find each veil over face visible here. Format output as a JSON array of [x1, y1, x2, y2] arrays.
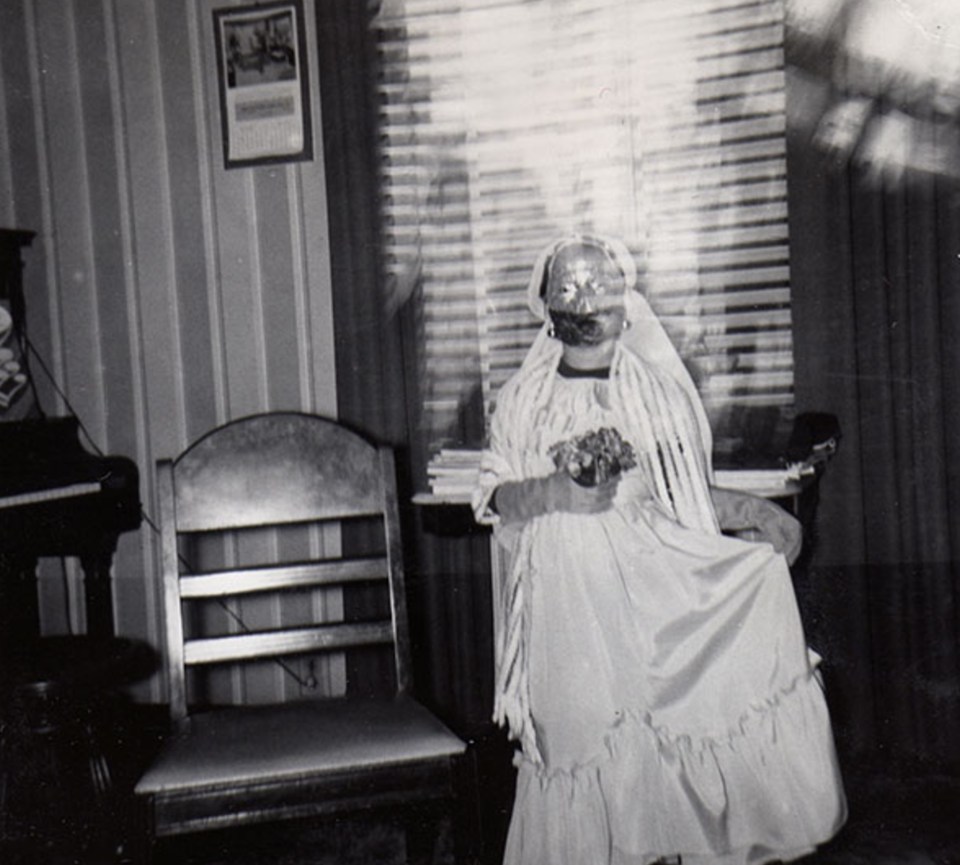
[[528, 234, 637, 320], [543, 239, 626, 316]]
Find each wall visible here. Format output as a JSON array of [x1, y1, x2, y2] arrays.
[[0, 0, 338, 702]]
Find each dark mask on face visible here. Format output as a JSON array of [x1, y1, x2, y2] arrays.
[[549, 310, 608, 347]]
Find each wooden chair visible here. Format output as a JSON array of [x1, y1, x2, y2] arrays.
[[134, 412, 476, 863]]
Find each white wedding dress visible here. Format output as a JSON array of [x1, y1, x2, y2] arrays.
[[476, 347, 847, 865]]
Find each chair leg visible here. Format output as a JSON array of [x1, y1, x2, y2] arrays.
[[452, 750, 482, 865], [126, 797, 157, 865], [404, 804, 445, 865]]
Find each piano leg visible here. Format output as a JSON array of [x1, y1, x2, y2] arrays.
[[79, 538, 119, 639], [0, 552, 41, 653], [0, 542, 118, 647]]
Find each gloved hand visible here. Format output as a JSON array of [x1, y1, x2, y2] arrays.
[[494, 471, 620, 524], [711, 486, 803, 565]]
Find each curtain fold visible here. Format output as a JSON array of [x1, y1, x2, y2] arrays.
[[787, 42, 960, 764], [316, 0, 494, 732]]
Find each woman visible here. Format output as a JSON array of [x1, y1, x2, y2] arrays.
[[473, 235, 846, 865]]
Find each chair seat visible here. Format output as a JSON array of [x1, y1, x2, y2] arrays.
[[135, 695, 466, 795]]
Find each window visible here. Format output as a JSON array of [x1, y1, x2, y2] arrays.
[[375, 0, 794, 464]]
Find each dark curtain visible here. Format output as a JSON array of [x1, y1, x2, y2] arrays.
[[787, 70, 960, 766], [316, 0, 495, 736]]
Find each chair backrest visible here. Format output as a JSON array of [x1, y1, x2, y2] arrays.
[[157, 412, 411, 721]]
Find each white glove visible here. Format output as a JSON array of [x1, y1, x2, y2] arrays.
[[494, 471, 619, 524]]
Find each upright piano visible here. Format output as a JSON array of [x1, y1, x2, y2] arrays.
[[0, 417, 141, 644], [0, 229, 141, 647]]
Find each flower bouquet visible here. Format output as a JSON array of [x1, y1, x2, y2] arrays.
[[547, 427, 638, 487]]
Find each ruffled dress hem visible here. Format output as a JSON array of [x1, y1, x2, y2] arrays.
[[503, 663, 847, 865]]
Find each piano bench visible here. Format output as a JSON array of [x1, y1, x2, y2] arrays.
[[0, 636, 157, 865]]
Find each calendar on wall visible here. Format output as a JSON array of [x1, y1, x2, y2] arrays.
[[212, 0, 313, 169]]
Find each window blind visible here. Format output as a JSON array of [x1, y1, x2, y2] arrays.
[[375, 0, 794, 462]]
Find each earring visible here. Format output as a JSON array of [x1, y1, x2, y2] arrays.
[[622, 319, 631, 331], [547, 322, 557, 338]]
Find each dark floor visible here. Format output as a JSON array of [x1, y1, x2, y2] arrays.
[[148, 753, 960, 865], [3, 701, 960, 865], [798, 766, 960, 865]]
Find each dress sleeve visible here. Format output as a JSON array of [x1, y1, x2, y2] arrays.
[[472, 379, 524, 528]]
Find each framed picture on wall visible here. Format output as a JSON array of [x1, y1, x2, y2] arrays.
[[213, 0, 313, 169]]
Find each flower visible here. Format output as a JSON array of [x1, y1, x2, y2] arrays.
[[548, 427, 637, 487]]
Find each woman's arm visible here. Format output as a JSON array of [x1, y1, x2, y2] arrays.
[[711, 486, 803, 564], [493, 472, 620, 525]]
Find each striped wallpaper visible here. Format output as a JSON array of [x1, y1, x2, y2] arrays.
[[0, 0, 339, 702]]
